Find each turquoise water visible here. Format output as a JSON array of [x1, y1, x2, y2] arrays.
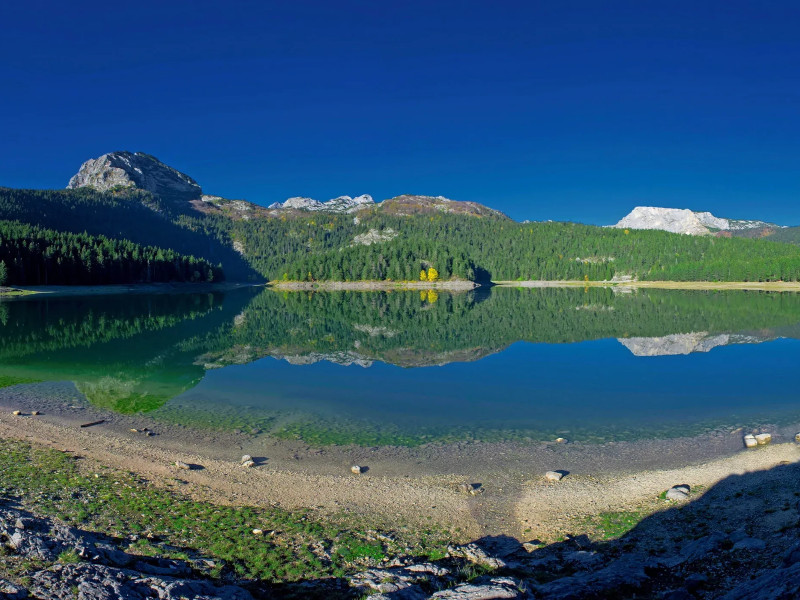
[[1, 286, 799, 444]]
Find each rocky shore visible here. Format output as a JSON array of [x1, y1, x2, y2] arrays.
[[3, 454, 800, 599]]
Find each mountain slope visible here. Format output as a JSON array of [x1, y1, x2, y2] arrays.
[[5, 152, 800, 284]]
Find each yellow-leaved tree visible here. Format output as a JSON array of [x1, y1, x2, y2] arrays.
[[427, 267, 439, 282], [419, 269, 428, 281]]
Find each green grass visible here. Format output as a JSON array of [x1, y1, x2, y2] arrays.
[[583, 510, 648, 540], [0, 438, 451, 583]]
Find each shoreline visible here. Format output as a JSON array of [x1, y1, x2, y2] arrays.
[[1, 388, 798, 542], [5, 279, 800, 298], [269, 279, 478, 291], [493, 279, 800, 291], [0, 281, 264, 298]]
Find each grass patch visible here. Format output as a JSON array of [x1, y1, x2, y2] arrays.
[[584, 510, 648, 540], [0, 438, 451, 582]]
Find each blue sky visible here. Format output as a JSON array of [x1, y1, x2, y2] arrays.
[[1, 1, 799, 224]]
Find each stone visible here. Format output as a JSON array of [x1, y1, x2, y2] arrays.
[[755, 433, 772, 445], [447, 544, 506, 569], [555, 437, 568, 443], [795, 432, 800, 443], [685, 572, 708, 591], [252, 529, 264, 536], [175, 461, 191, 470], [31, 410, 40, 416], [744, 434, 758, 448], [11, 410, 21, 415], [241, 460, 255, 469], [733, 537, 766, 552], [351, 465, 362, 474], [564, 550, 603, 569], [722, 562, 800, 599], [666, 485, 690, 501], [545, 471, 564, 482], [240, 455, 252, 463], [0, 578, 27, 599], [535, 556, 649, 598], [430, 576, 523, 599]]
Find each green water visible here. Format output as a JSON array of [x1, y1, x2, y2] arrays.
[[1, 286, 800, 445]]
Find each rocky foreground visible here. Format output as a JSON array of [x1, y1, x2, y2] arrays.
[[3, 455, 800, 599]]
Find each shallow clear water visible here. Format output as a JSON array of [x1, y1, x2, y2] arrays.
[[2, 286, 800, 445]]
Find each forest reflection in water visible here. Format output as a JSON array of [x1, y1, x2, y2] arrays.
[[1, 285, 799, 445]]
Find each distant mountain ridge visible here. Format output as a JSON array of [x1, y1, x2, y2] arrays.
[[66, 151, 505, 219], [611, 206, 780, 236], [268, 194, 375, 213], [4, 149, 800, 285]]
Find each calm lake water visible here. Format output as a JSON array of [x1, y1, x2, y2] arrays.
[[1, 286, 800, 445]]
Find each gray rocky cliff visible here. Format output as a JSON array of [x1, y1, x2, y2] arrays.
[[67, 151, 202, 202]]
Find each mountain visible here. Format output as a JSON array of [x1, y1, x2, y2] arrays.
[[267, 194, 375, 213], [68, 152, 202, 202], [617, 332, 770, 357], [612, 206, 779, 236], [5, 151, 800, 285]]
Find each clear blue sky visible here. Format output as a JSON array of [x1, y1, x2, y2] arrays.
[[1, 1, 799, 224]]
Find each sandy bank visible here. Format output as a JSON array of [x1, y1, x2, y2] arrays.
[[270, 280, 478, 291], [5, 281, 264, 298], [1, 396, 798, 542], [493, 280, 800, 291]]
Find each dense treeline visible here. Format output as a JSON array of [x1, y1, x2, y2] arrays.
[[0, 188, 256, 281], [231, 210, 800, 282], [0, 220, 222, 285], [5, 187, 800, 283]]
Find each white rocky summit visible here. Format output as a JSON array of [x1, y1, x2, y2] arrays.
[[268, 194, 374, 213], [612, 206, 775, 236], [67, 151, 202, 201]]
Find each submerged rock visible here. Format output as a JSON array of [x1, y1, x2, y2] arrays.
[[744, 434, 758, 448], [755, 433, 773, 445]]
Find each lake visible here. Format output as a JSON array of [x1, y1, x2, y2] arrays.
[[1, 285, 800, 446]]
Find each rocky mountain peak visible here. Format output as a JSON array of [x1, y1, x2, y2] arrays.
[[67, 151, 202, 202], [611, 206, 778, 236], [268, 194, 375, 213], [612, 207, 721, 235]]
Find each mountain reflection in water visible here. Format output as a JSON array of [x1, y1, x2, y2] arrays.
[[1, 286, 799, 444]]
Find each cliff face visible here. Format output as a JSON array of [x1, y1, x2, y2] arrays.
[[67, 152, 202, 202]]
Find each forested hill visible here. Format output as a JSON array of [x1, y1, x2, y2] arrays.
[[5, 185, 800, 284], [0, 220, 221, 286]]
